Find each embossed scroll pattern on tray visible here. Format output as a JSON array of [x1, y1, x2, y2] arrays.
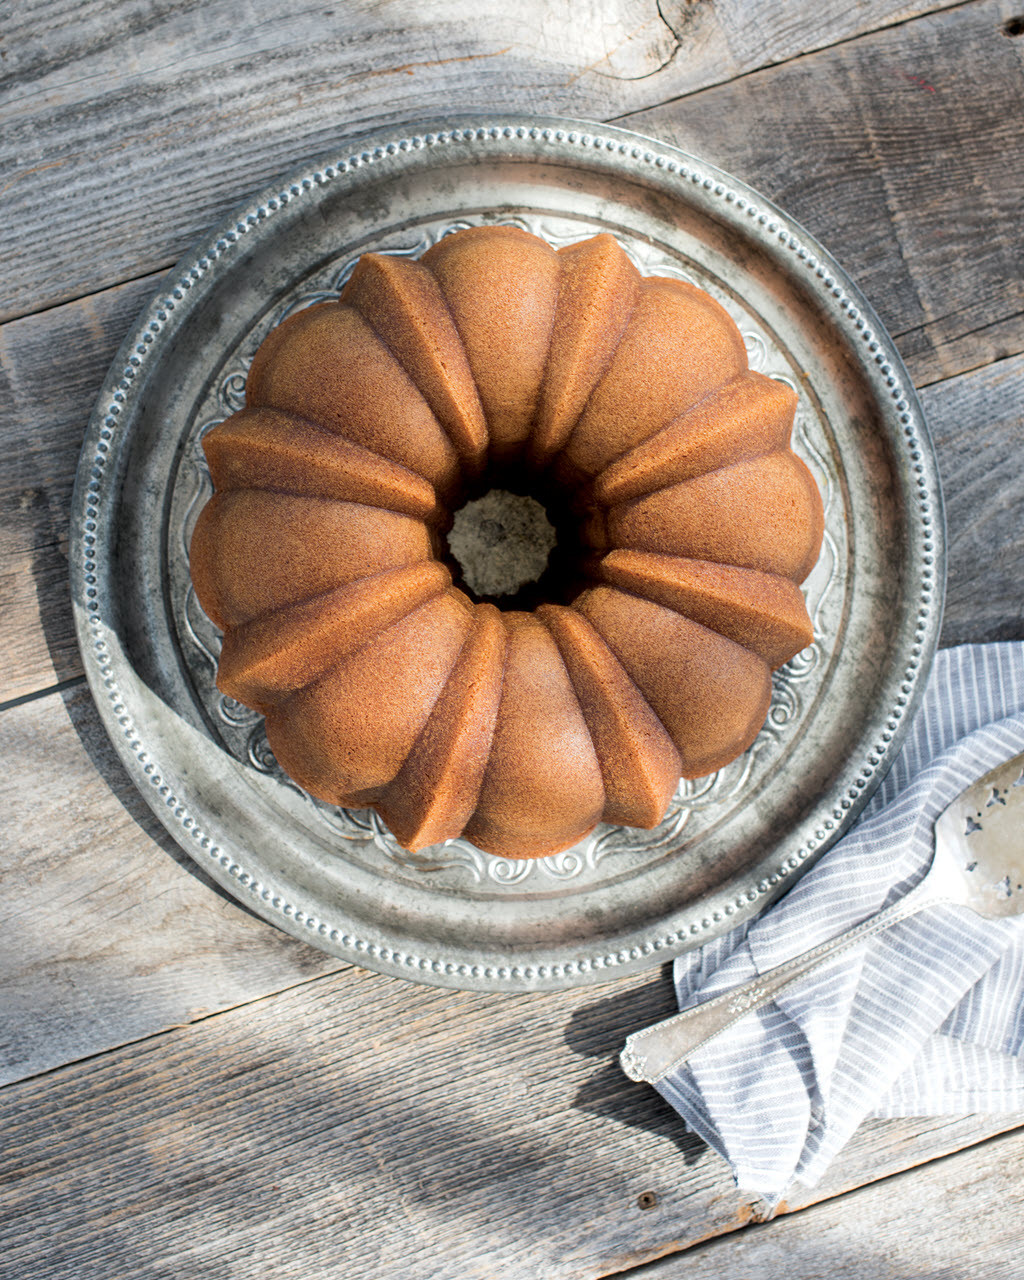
[[172, 212, 842, 889]]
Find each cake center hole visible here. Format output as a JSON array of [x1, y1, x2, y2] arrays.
[[447, 489, 558, 601]]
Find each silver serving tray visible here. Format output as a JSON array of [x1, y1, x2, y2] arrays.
[[70, 115, 944, 992]]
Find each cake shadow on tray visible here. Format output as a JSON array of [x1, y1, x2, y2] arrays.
[[188, 223, 825, 863]]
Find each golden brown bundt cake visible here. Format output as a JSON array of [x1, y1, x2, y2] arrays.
[[189, 224, 824, 859]]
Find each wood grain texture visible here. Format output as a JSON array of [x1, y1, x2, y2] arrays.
[[621, 1125, 1024, 1278], [625, 0, 1024, 387], [0, 274, 161, 704], [922, 352, 1024, 648], [1, 0, 962, 322], [1, 949, 1022, 1280], [0, 683, 342, 1087]]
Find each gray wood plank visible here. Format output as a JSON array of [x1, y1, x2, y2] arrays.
[[0, 273, 162, 705], [1, 945, 1022, 1280], [620, 1125, 1024, 1278], [0, 683, 343, 1086], [3, 267, 1020, 706], [922, 352, 1024, 648], [625, 0, 1024, 388], [0, 0, 963, 323]]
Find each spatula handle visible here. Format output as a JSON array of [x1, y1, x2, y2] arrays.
[[620, 878, 937, 1084]]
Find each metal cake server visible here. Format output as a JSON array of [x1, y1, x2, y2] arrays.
[[621, 750, 1024, 1085]]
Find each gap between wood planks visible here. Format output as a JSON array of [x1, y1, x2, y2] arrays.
[[0, 674, 85, 716], [609, 0, 981, 125], [595, 1118, 1024, 1278], [903, 308, 1024, 387], [0, 959, 347, 1094], [0, 264, 174, 329]]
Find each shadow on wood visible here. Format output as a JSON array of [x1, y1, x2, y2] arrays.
[[563, 969, 710, 1165], [60, 680, 265, 917]]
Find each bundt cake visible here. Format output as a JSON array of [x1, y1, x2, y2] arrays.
[[189, 225, 824, 859]]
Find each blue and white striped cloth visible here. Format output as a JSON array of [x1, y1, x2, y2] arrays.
[[648, 643, 1024, 1204]]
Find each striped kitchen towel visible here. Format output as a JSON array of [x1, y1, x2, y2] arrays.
[[642, 642, 1024, 1204]]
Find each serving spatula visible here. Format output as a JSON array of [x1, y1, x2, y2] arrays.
[[621, 750, 1024, 1085]]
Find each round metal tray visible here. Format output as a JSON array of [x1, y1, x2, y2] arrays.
[[70, 115, 944, 992]]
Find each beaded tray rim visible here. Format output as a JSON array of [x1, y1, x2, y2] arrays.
[[69, 114, 944, 992]]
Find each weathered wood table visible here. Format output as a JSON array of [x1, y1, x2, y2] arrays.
[[3, 3, 1023, 1275]]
